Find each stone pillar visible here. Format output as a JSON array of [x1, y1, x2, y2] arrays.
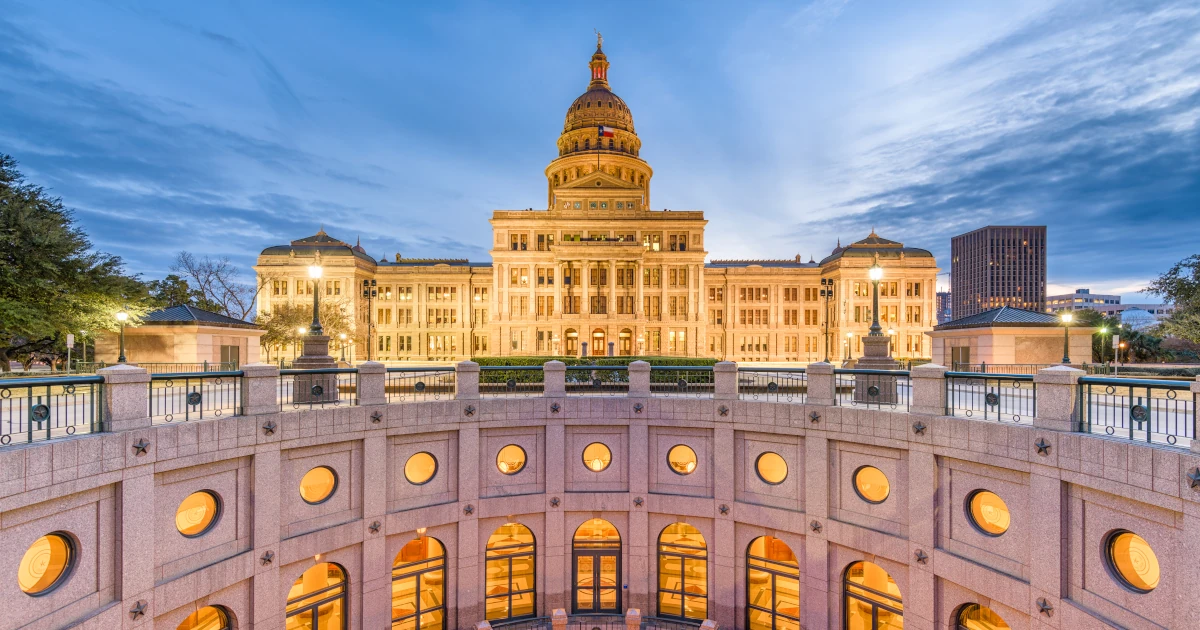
[[474, 622, 492, 630], [239, 363, 279, 416], [636, 262, 644, 316], [909, 363, 948, 416], [700, 620, 719, 630], [98, 364, 150, 432], [1192, 377, 1200, 454], [1033, 366, 1085, 432], [456, 361, 480, 400], [625, 608, 642, 630], [713, 361, 738, 400], [120, 467, 155, 626], [551, 608, 567, 629], [805, 362, 836, 406], [356, 361, 387, 406], [544, 360, 566, 398], [628, 360, 650, 397]]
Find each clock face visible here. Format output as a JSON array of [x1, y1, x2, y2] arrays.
[[573, 202, 581, 209], [600, 202, 607, 209], [590, 201, 597, 209]]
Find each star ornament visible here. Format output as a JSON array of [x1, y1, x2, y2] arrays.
[[1034, 438, 1051, 456], [1036, 597, 1054, 617], [132, 438, 150, 455], [129, 600, 147, 620], [914, 549, 928, 564], [1187, 467, 1200, 489]]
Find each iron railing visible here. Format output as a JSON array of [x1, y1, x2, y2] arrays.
[[279, 368, 359, 410], [491, 616, 699, 630], [0, 376, 103, 445], [638, 618, 703, 630], [1077, 376, 1195, 447], [952, 362, 1087, 375], [649, 366, 714, 398], [480, 365, 545, 397], [834, 369, 911, 411], [945, 372, 1035, 424], [149, 371, 242, 423], [565, 365, 630, 396], [737, 367, 807, 402], [385, 367, 455, 402], [491, 617, 550, 630], [77, 361, 238, 374]]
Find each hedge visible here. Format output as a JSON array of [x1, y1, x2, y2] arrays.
[[474, 356, 718, 383]]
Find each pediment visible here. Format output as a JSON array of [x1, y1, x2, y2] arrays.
[[557, 171, 641, 191]]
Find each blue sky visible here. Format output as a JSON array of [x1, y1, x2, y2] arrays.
[[2, 0, 1197, 302]]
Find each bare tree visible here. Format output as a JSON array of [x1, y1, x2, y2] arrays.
[[171, 252, 258, 320]]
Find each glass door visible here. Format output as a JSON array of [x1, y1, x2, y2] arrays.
[[574, 551, 620, 613]]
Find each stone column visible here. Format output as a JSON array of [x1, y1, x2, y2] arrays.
[[98, 364, 150, 432], [551, 608, 567, 629], [543, 360, 566, 398], [909, 363, 948, 416], [636, 261, 644, 316], [356, 361, 386, 406], [239, 363, 279, 416], [700, 620, 719, 630], [609, 259, 617, 317], [1033, 366, 1084, 432], [628, 360, 650, 397], [625, 608, 642, 630], [713, 361, 737, 400], [805, 362, 836, 406], [456, 361, 480, 400]]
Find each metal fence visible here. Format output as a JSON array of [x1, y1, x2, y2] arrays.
[[945, 372, 1035, 424], [279, 368, 359, 410], [952, 363, 1088, 375], [1077, 377, 1195, 447], [834, 369, 911, 411], [480, 366, 546, 398], [737, 368, 808, 403], [77, 361, 238, 374], [491, 616, 699, 630], [565, 366, 630, 397], [385, 367, 456, 402], [649, 366, 714, 398], [149, 371, 242, 423], [0, 376, 103, 445]]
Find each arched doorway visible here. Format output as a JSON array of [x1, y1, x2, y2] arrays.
[[392, 536, 446, 630], [572, 519, 621, 613], [592, 328, 606, 355], [564, 329, 578, 356], [619, 329, 633, 355], [485, 523, 536, 622], [843, 561, 902, 630], [285, 562, 347, 629], [747, 536, 800, 629], [657, 523, 708, 621]]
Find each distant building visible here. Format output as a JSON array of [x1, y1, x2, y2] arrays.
[[951, 226, 1046, 318], [1046, 288, 1120, 312], [936, 291, 953, 324], [926, 306, 1094, 368], [94, 304, 263, 367], [1044, 288, 1173, 330]]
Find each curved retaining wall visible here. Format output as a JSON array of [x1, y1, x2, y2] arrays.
[[3, 368, 1200, 629]]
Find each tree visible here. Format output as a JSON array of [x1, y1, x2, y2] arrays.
[[1144, 254, 1200, 344], [171, 251, 263, 321], [0, 155, 151, 371], [147, 274, 223, 311], [256, 299, 358, 362]]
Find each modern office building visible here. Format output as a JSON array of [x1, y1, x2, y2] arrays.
[[1045, 288, 1120, 312], [936, 290, 953, 324], [950, 226, 1046, 318]]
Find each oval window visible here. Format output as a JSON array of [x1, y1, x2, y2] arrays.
[[177, 605, 231, 630], [176, 490, 221, 537], [582, 442, 612, 472], [1106, 530, 1160, 592], [496, 444, 527, 475], [667, 444, 698, 475], [755, 452, 788, 485], [404, 452, 438, 485], [966, 490, 1010, 536], [853, 466, 890, 503], [18, 533, 74, 596], [957, 603, 1010, 630], [299, 466, 338, 505]]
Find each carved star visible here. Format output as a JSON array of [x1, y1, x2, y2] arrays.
[[464, 405, 476, 417], [914, 549, 928, 564], [550, 497, 560, 507], [719, 504, 730, 515], [1187, 467, 1200, 489], [262, 420, 277, 435], [1036, 598, 1054, 617], [809, 411, 821, 423], [809, 520, 822, 533], [912, 421, 927, 435], [370, 411, 383, 423], [634, 403, 644, 413], [550, 403, 560, 413], [718, 405, 729, 417], [132, 438, 150, 456], [260, 551, 275, 565], [633, 497, 644, 507], [463, 504, 474, 515], [369, 521, 381, 534], [1034, 438, 1051, 456], [129, 600, 147, 620]]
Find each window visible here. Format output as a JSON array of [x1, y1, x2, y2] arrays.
[[852, 466, 889, 504], [325, 280, 341, 296], [956, 604, 1010, 630], [666, 444, 697, 475], [658, 523, 707, 621], [273, 280, 288, 296], [18, 533, 74, 595], [843, 562, 902, 630], [404, 452, 438, 485], [392, 536, 447, 630], [573, 519, 621, 613], [485, 523, 536, 621], [177, 606, 232, 630], [906, 282, 922, 297], [286, 563, 347, 629], [496, 445, 527, 475], [755, 453, 788, 485], [582, 442, 612, 472], [176, 491, 221, 537], [709, 309, 723, 326], [709, 287, 724, 302], [747, 536, 800, 630], [510, 233, 528, 250], [966, 490, 1010, 536], [299, 466, 338, 505], [1105, 530, 1160, 592], [643, 268, 661, 287]]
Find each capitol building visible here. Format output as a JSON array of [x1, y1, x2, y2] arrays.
[[255, 40, 938, 364]]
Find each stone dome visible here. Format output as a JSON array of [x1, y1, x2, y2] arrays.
[[562, 44, 636, 135]]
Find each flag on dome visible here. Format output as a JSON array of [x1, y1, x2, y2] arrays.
[[597, 126, 615, 138]]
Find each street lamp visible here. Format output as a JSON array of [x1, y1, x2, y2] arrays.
[[115, 308, 129, 363], [339, 333, 348, 362], [888, 328, 896, 355], [868, 262, 884, 336], [362, 279, 378, 361], [1060, 311, 1073, 364], [1099, 327, 1108, 364], [845, 331, 853, 359], [820, 278, 835, 362], [308, 265, 324, 336]]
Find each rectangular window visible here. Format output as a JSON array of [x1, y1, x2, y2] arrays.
[[589, 295, 608, 314], [643, 268, 661, 287], [709, 287, 724, 302]]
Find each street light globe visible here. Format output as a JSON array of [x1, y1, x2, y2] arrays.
[[115, 310, 129, 322], [339, 333, 347, 340], [1100, 327, 1107, 334], [846, 332, 853, 338], [297, 326, 307, 335], [868, 265, 883, 281], [887, 328, 895, 335], [1061, 312, 1074, 324], [308, 265, 323, 279]]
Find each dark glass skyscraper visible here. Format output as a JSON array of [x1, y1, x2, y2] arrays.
[[951, 226, 1046, 318]]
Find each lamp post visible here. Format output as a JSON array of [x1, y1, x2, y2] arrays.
[[888, 328, 896, 356], [845, 331, 853, 360], [308, 265, 324, 335], [1098, 327, 1108, 365], [868, 263, 884, 336], [295, 326, 306, 360], [339, 333, 348, 362], [1060, 311, 1073, 364], [115, 308, 129, 363], [362, 279, 377, 361], [820, 277, 835, 362]]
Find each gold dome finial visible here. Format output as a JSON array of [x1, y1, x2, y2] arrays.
[[588, 34, 610, 88], [595, 29, 603, 50]]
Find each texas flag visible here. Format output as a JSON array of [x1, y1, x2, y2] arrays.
[[597, 126, 616, 138]]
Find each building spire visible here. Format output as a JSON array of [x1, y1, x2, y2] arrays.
[[595, 29, 603, 51], [588, 34, 610, 88]]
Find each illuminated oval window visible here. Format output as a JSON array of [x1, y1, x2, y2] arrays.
[[175, 491, 221, 538], [582, 442, 612, 472], [496, 444, 527, 475], [177, 605, 231, 630], [755, 452, 788, 485], [966, 490, 1011, 536], [957, 603, 1010, 630], [18, 533, 74, 596], [1106, 530, 1160, 592], [404, 452, 438, 485], [667, 444, 698, 475], [299, 466, 338, 505], [853, 466, 890, 504]]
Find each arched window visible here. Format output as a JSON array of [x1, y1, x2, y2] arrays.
[[392, 536, 446, 629], [485, 523, 536, 621], [177, 605, 232, 630], [565, 329, 578, 355], [747, 536, 800, 630], [843, 561, 902, 630], [286, 563, 347, 629], [956, 604, 1010, 630], [658, 523, 707, 621], [585, 139, 590, 150], [573, 519, 621, 613]]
